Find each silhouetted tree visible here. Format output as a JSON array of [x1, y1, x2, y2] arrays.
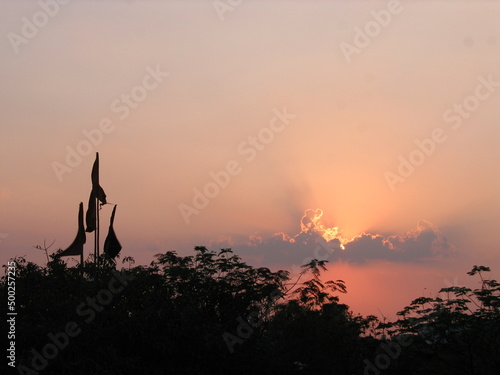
[[381, 265, 500, 375], [3, 247, 496, 375]]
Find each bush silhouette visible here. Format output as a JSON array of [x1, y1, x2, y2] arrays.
[[2, 248, 499, 374]]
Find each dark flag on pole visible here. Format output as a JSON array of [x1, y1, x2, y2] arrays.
[[91, 152, 107, 204], [85, 190, 97, 233], [86, 153, 107, 232], [60, 202, 86, 257], [104, 204, 122, 258]]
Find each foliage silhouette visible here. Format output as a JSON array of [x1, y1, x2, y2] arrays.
[[1, 248, 498, 374], [380, 265, 500, 375]]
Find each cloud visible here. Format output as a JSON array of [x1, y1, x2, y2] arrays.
[[231, 209, 454, 266], [208, 235, 235, 249]]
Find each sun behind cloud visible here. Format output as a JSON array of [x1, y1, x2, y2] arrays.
[[233, 208, 454, 267], [300, 208, 347, 249]]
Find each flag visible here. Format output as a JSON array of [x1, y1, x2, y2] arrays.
[[86, 152, 107, 232], [104, 204, 122, 258], [85, 190, 96, 233], [60, 202, 86, 256], [91, 152, 107, 204]]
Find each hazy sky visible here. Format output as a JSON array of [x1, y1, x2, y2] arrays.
[[1, 0, 499, 317]]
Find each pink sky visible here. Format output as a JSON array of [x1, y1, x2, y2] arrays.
[[1, 0, 499, 318]]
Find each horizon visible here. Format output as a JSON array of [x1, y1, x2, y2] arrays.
[[1, 0, 499, 321]]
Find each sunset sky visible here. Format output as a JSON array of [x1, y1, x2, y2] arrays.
[[1, 0, 499, 318]]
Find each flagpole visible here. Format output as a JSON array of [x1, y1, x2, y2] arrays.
[[93, 195, 96, 265], [96, 152, 99, 268], [96, 194, 100, 263], [94, 195, 99, 267], [88, 151, 104, 269], [93, 196, 97, 267], [80, 245, 84, 276]]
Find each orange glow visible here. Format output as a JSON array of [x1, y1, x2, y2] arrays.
[[300, 208, 355, 248]]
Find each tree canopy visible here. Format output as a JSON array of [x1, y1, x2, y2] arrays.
[[1, 247, 498, 374]]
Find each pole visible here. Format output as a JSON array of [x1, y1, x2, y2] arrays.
[[92, 194, 99, 282], [95, 152, 100, 268], [96, 195, 100, 262], [93, 194, 97, 265], [80, 245, 84, 276], [94, 195, 99, 267]]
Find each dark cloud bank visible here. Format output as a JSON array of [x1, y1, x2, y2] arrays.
[[213, 209, 454, 267]]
